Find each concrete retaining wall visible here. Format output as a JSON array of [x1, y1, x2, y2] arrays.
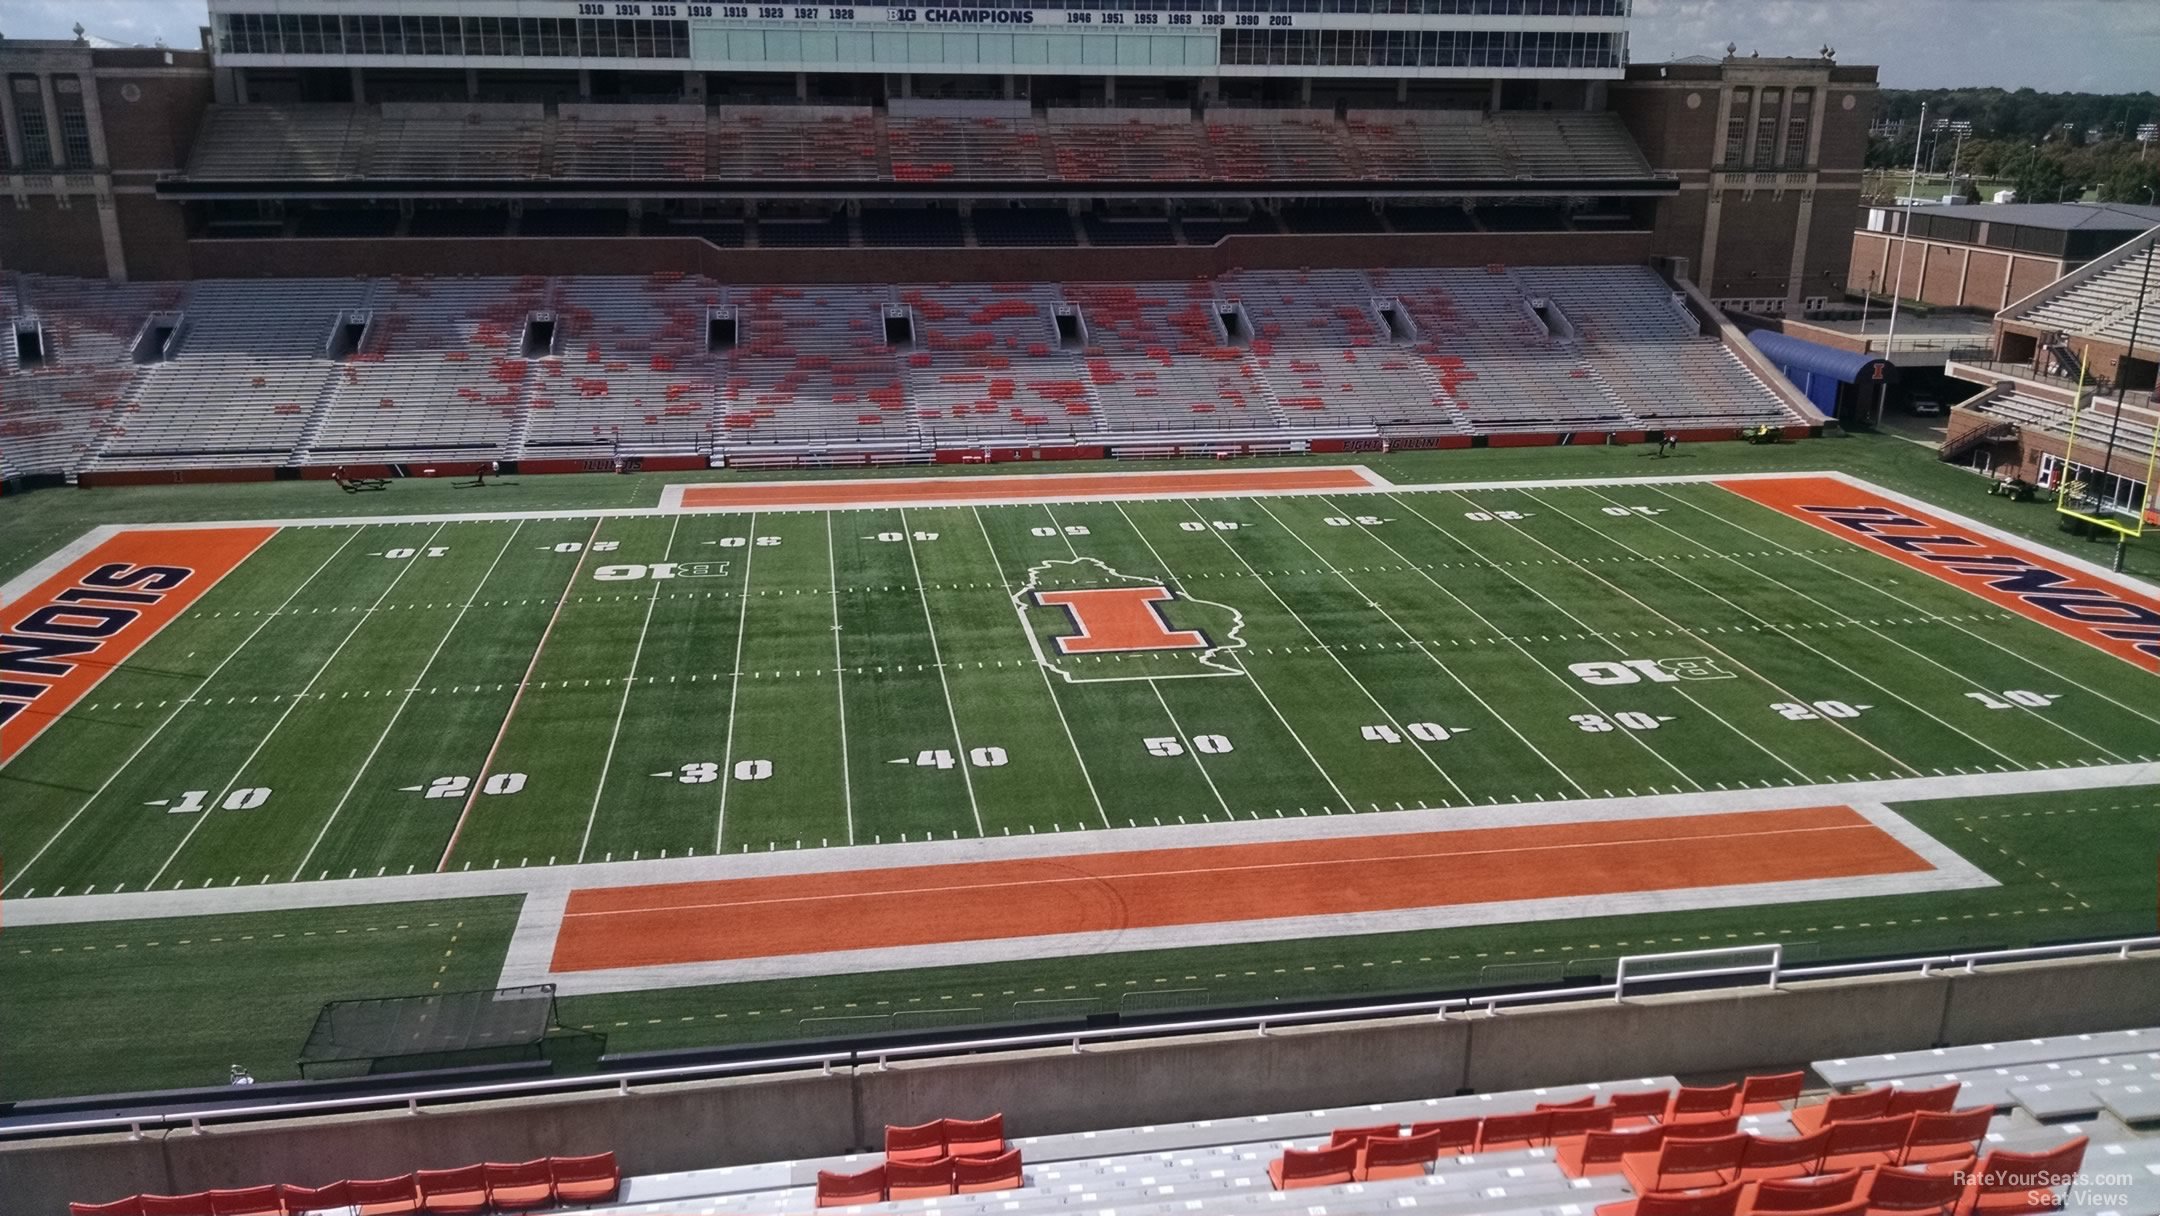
[[9, 952, 2156, 1213]]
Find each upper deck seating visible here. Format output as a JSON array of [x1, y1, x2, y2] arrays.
[[887, 101, 1050, 181], [371, 104, 545, 179], [2016, 237, 2160, 348], [555, 104, 707, 179], [1046, 109, 1211, 181], [184, 105, 367, 180], [709, 106, 881, 181]]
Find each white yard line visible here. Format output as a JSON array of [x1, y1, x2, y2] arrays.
[[436, 517, 604, 872], [970, 507, 1109, 831], [1235, 498, 1589, 803], [1128, 498, 1450, 810], [713, 511, 758, 853], [900, 507, 985, 837], [828, 513, 857, 846], [293, 521, 526, 881], [1378, 493, 1710, 791], [1655, 483, 2160, 735], [0, 527, 352, 898], [576, 515, 683, 864], [149, 521, 453, 891], [1514, 487, 2023, 773]]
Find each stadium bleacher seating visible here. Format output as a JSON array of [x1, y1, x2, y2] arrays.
[[174, 103, 1665, 189], [67, 1025, 2160, 1216], [1, 265, 1808, 476], [70, 1152, 619, 1216], [2012, 235, 2159, 349]]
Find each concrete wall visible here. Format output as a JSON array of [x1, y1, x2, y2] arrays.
[[9, 951, 2157, 1213]]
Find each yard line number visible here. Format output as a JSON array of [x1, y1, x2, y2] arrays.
[[1146, 734, 1232, 756]]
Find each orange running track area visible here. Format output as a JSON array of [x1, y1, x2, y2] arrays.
[[550, 805, 1932, 972], [677, 467, 1376, 509]]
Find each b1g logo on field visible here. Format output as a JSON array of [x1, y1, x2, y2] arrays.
[[1568, 656, 1735, 686], [1015, 558, 1246, 683]]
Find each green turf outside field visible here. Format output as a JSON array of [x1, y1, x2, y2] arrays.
[[2, 434, 2156, 1103]]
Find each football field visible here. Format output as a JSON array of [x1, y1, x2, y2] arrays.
[[6, 465, 2158, 906], [3, 456, 2160, 1095]]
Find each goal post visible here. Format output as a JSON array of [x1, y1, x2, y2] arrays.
[[2053, 349, 2160, 541]]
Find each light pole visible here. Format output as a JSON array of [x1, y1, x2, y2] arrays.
[[1885, 101, 1927, 353]]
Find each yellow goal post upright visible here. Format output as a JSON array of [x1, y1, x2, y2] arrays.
[[2053, 347, 2160, 541]]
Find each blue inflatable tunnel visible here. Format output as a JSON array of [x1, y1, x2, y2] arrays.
[[1747, 330, 1896, 420]]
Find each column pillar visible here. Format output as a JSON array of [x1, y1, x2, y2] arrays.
[[38, 74, 67, 168]]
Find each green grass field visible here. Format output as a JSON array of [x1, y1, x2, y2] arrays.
[[2, 436, 2156, 1102]]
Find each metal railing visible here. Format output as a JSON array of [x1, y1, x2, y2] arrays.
[[3, 934, 2153, 1144]]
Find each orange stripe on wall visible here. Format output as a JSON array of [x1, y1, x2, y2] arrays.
[[679, 468, 1372, 508], [1718, 476, 2160, 675], [1, 527, 276, 764], [549, 805, 1930, 972]]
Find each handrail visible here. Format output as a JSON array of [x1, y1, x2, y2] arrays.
[[4, 934, 2154, 1143]]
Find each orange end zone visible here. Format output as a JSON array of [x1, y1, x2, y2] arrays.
[[677, 467, 1377, 509], [1719, 476, 2160, 674], [550, 805, 1931, 972], [1, 527, 275, 764]]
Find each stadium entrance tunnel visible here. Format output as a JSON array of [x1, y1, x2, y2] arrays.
[[1748, 329, 1898, 429]]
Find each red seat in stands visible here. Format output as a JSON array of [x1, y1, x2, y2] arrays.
[[1749, 1169, 1865, 1213], [1793, 1088, 1893, 1135], [1330, 1122, 1402, 1148], [1740, 1072, 1807, 1112], [549, 1154, 621, 1204], [481, 1160, 555, 1211], [346, 1176, 421, 1216], [1560, 1125, 1666, 1178], [1740, 1129, 1832, 1181], [70, 1200, 146, 1216], [1598, 1180, 1746, 1216], [1863, 1161, 1970, 1216], [1669, 1084, 1742, 1123], [1360, 1129, 1444, 1181], [1961, 1138, 2087, 1216], [1887, 1085, 1965, 1118], [887, 1156, 957, 1201], [206, 1189, 282, 1216], [1268, 1142, 1359, 1190], [416, 1165, 488, 1215], [885, 1120, 947, 1163], [1822, 1115, 1918, 1172], [1624, 1132, 1749, 1192], [1477, 1109, 1554, 1151], [944, 1114, 1006, 1158], [954, 1149, 1024, 1194], [815, 1164, 887, 1208], [1408, 1117, 1481, 1155], [142, 1197, 214, 1216], [1609, 1090, 1674, 1126], [1901, 1108, 1994, 1166]]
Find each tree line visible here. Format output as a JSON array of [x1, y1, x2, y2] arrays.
[[1866, 88, 2160, 206]]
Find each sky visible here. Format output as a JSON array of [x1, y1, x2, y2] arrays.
[[0, 0, 2155, 93]]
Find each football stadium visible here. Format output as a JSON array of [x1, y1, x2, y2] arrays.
[[1, 0, 2159, 1211]]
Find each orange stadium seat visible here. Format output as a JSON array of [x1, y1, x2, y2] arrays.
[[1748, 1169, 1866, 1214], [885, 1156, 957, 1200], [1669, 1083, 1743, 1122], [942, 1113, 1006, 1157], [1359, 1128, 1444, 1181], [1822, 1115, 1918, 1172], [206, 1188, 282, 1216], [70, 1200, 146, 1216], [953, 1149, 1024, 1194], [548, 1153, 620, 1203], [1741, 1072, 1808, 1112], [1560, 1124, 1667, 1177], [815, 1164, 887, 1208], [885, 1119, 948, 1162], [1609, 1089, 1676, 1126], [1961, 1138, 2087, 1216], [1624, 1132, 1749, 1192], [1551, 1105, 1620, 1143], [480, 1160, 554, 1210], [1900, 1108, 1995, 1166], [140, 1197, 214, 1216], [1477, 1108, 1553, 1151], [1267, 1142, 1359, 1190], [1408, 1116, 1482, 1155], [346, 1176, 421, 1216], [1666, 1115, 1745, 1140], [1601, 1180, 1747, 1216], [1539, 1095, 1598, 1111], [1739, 1129, 1832, 1181], [275, 1183, 350, 1211], [1864, 1161, 1972, 1216], [1329, 1122, 1403, 1147], [416, 1164, 489, 1214], [1794, 1088, 1894, 1134], [1765, 1201, 1868, 1216]]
